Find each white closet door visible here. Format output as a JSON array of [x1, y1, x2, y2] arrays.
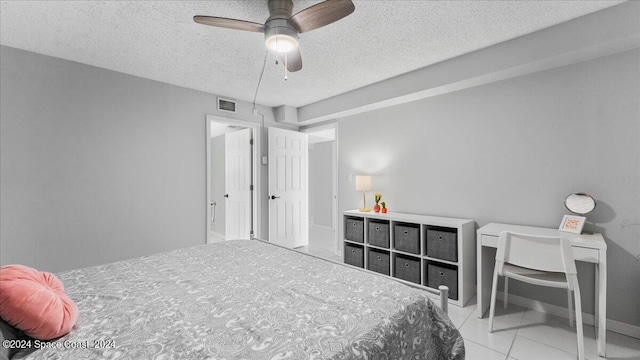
[[268, 127, 308, 248], [225, 128, 252, 240]]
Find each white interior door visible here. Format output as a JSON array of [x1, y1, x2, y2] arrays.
[[268, 127, 309, 248], [225, 128, 252, 240]]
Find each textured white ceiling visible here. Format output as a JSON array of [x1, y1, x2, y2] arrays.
[[0, 1, 623, 108]]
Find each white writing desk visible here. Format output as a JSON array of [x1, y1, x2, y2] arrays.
[[477, 223, 607, 357]]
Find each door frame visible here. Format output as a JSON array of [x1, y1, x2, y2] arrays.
[[301, 122, 340, 256], [206, 115, 261, 243]]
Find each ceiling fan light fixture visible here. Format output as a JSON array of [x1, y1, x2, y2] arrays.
[[264, 23, 298, 53], [265, 33, 298, 53]]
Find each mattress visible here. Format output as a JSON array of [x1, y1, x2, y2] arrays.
[[14, 240, 464, 359]]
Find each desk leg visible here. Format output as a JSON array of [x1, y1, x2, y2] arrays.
[[477, 239, 483, 318], [597, 250, 607, 357], [477, 244, 496, 318], [595, 264, 599, 329]]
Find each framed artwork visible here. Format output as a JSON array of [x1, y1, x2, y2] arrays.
[[559, 214, 586, 234]]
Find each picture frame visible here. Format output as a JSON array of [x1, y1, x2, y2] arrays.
[[559, 214, 586, 234]]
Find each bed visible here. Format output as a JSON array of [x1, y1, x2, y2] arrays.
[[11, 239, 464, 359]]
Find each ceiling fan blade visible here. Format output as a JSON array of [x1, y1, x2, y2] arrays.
[[289, 0, 355, 33], [279, 48, 302, 72], [193, 16, 265, 33]]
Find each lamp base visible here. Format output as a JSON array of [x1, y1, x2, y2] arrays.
[[359, 208, 371, 212]]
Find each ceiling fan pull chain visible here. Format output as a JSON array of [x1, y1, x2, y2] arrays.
[[275, 30, 280, 65], [285, 54, 288, 81]]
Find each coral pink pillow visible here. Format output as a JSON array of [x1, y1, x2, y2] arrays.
[[0, 265, 78, 340]]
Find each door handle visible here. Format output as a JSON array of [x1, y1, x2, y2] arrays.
[[270, 195, 280, 200], [224, 194, 229, 198]]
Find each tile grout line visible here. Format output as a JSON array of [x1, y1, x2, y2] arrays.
[[504, 304, 527, 359], [515, 308, 593, 359], [456, 306, 473, 330], [463, 338, 510, 358]]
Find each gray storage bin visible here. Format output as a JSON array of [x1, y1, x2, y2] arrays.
[[394, 254, 421, 285], [368, 220, 390, 248], [367, 248, 390, 275], [394, 223, 420, 254], [345, 217, 364, 243], [426, 226, 458, 262], [344, 243, 364, 268], [427, 262, 458, 300]]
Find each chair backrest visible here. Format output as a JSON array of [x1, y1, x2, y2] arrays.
[[496, 231, 577, 275]]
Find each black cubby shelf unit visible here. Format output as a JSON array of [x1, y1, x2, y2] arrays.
[[342, 210, 476, 307]]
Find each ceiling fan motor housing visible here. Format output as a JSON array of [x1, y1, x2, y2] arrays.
[[267, 0, 294, 21]]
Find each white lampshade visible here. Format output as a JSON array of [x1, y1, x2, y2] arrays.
[[355, 175, 372, 191]]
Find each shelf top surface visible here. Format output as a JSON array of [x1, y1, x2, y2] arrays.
[[344, 209, 473, 227]]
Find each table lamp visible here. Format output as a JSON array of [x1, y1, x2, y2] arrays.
[[355, 175, 372, 212]]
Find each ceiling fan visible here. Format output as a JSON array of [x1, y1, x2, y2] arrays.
[[194, 0, 355, 72]]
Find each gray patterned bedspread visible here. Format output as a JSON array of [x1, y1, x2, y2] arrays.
[[15, 240, 464, 359]]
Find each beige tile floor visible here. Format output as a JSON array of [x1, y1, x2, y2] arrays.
[[301, 243, 640, 360], [455, 299, 640, 360]]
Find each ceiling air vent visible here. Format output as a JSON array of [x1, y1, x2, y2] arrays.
[[217, 98, 236, 113]]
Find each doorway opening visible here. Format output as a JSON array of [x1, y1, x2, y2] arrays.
[[206, 116, 260, 243], [302, 124, 340, 260]]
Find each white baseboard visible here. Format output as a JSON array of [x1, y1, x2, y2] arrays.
[[208, 231, 225, 244], [503, 291, 640, 339], [311, 224, 334, 231]]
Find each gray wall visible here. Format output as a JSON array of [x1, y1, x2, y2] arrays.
[[0, 46, 275, 272], [210, 135, 225, 236], [309, 142, 334, 228], [338, 49, 640, 327]]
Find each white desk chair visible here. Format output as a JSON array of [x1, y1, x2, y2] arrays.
[[488, 231, 584, 360]]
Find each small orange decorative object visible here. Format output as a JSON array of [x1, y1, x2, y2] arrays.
[[381, 208, 388, 213], [373, 193, 382, 212], [381, 201, 387, 213]]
